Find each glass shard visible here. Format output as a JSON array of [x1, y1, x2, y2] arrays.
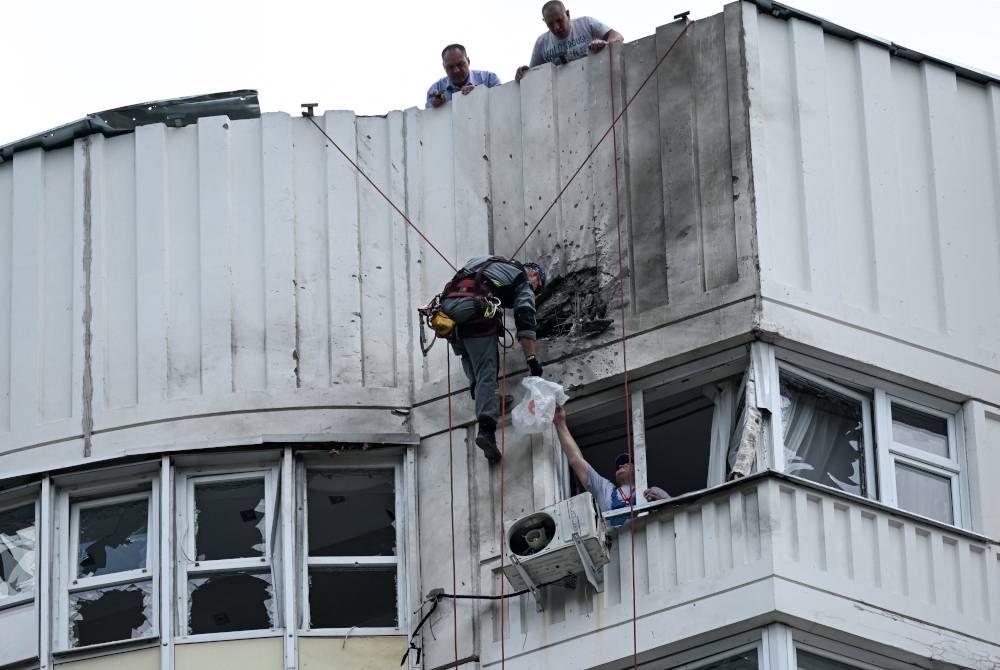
[[308, 568, 397, 628], [307, 471, 395, 557], [69, 581, 152, 648], [188, 571, 273, 635], [77, 498, 149, 578], [0, 503, 35, 598], [194, 479, 266, 560]]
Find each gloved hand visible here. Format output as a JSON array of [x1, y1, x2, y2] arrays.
[[526, 355, 543, 377]]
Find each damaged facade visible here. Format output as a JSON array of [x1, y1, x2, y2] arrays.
[[1, 2, 999, 670]]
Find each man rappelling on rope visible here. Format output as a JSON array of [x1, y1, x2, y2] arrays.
[[435, 256, 547, 464]]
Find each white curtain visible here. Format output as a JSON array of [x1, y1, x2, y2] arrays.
[[780, 378, 863, 495]]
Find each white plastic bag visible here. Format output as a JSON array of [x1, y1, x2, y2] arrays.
[[511, 377, 569, 435]]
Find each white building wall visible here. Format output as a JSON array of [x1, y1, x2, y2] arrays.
[[744, 3, 1000, 404]]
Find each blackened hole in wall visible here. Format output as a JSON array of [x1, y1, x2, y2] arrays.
[[534, 268, 613, 339], [71, 585, 148, 647], [188, 572, 273, 634], [308, 568, 397, 628]]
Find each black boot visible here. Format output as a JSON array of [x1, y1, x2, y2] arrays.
[[475, 418, 501, 464]]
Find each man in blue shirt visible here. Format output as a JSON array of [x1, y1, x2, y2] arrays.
[[426, 44, 502, 109], [553, 405, 669, 526]]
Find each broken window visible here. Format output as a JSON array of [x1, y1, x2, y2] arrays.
[[778, 371, 872, 496], [67, 492, 154, 648], [188, 572, 273, 634], [76, 498, 149, 577], [303, 468, 399, 630], [69, 582, 152, 647], [0, 503, 35, 600], [180, 471, 277, 636]]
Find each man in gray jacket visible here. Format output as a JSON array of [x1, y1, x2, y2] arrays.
[[440, 256, 546, 463]]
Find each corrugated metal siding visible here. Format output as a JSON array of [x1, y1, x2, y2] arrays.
[[0, 11, 755, 465], [746, 6, 1000, 396]]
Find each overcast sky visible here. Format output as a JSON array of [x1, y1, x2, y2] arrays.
[[3, 0, 998, 146]]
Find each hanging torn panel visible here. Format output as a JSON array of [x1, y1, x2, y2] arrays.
[[0, 503, 35, 597], [68, 580, 153, 648]]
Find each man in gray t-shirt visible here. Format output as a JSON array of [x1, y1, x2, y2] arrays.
[[553, 406, 669, 527], [515, 1, 623, 81]]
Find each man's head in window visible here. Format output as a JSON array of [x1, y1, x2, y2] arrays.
[[613, 453, 635, 487]]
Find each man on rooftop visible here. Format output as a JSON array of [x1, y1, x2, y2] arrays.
[[427, 44, 502, 109], [515, 1, 623, 81]]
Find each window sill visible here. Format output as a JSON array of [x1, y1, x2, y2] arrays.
[[52, 635, 159, 663], [0, 592, 34, 611], [174, 629, 284, 645], [298, 628, 404, 637]]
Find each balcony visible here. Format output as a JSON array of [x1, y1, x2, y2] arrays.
[[478, 472, 1000, 669]]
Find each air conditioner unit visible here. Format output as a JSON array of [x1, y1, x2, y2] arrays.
[[502, 492, 610, 605]]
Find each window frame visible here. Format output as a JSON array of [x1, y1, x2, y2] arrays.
[[773, 363, 877, 498], [0, 494, 39, 610], [874, 390, 965, 525], [768, 346, 969, 529], [563, 349, 751, 520], [175, 465, 281, 641], [297, 453, 405, 635], [55, 478, 160, 652]]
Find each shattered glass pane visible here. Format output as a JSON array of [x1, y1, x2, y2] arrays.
[[77, 498, 149, 578], [780, 376, 866, 496], [69, 581, 153, 648], [0, 503, 35, 597], [194, 479, 266, 560], [307, 470, 395, 557], [188, 571, 273, 635], [308, 567, 397, 628]]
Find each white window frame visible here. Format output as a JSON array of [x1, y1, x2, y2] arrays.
[[768, 347, 969, 529], [297, 453, 405, 635], [0, 494, 39, 610], [55, 480, 159, 652], [565, 349, 751, 523], [874, 390, 965, 525], [773, 363, 877, 498], [175, 466, 280, 642]]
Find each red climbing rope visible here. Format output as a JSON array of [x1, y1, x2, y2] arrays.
[[510, 21, 692, 259], [446, 354, 459, 667], [607, 42, 640, 670], [499, 346, 508, 668], [303, 115, 457, 273]]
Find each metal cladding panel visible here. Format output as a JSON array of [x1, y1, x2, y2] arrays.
[[747, 7, 1000, 397], [0, 12, 756, 469]]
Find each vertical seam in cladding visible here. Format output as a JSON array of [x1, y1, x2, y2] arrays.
[[691, 24, 707, 295], [323, 115, 334, 389], [81, 138, 94, 457], [354, 117, 366, 387], [853, 43, 882, 314], [919, 65, 950, 333], [788, 21, 812, 291], [989, 88, 1000, 329]]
